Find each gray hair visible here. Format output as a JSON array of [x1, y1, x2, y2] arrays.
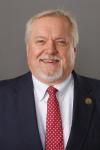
[[25, 9, 79, 48]]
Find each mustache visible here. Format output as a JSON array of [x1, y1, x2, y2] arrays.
[[38, 55, 61, 61]]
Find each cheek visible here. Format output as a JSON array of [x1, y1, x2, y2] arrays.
[[61, 49, 76, 66], [27, 48, 37, 67], [59, 51, 68, 63], [27, 46, 40, 60]]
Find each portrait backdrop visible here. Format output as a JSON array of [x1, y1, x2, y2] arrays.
[[0, 0, 100, 80]]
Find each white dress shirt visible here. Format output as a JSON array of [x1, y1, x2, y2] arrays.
[[32, 74, 74, 150]]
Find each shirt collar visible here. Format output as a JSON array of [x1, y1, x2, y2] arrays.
[[54, 74, 73, 98], [32, 74, 73, 101], [32, 76, 48, 101]]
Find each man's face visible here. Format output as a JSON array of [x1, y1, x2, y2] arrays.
[[26, 16, 76, 84]]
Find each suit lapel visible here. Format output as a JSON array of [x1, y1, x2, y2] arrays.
[[15, 72, 43, 149], [66, 72, 95, 150]]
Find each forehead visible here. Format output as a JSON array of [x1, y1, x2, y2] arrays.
[[31, 16, 71, 36]]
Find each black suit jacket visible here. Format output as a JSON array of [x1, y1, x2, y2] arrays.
[[0, 71, 100, 150]]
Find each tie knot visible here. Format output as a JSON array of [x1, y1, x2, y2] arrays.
[[47, 86, 57, 96]]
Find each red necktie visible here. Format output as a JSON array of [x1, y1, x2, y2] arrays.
[[45, 86, 64, 150]]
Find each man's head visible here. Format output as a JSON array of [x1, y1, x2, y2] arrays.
[[25, 9, 79, 85]]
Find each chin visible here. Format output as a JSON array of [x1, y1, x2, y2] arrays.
[[36, 68, 64, 83]]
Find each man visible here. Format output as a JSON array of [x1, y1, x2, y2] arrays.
[[0, 9, 100, 150]]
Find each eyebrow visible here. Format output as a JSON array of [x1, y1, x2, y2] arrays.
[[34, 36, 47, 39], [34, 36, 70, 41], [55, 37, 70, 42], [55, 37, 66, 40]]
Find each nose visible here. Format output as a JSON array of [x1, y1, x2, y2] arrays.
[[45, 40, 58, 55]]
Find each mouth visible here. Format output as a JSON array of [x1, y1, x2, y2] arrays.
[[39, 59, 59, 63]]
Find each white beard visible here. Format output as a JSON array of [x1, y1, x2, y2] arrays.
[[36, 67, 63, 83]]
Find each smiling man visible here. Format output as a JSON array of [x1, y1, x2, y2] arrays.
[[26, 14, 76, 84], [0, 9, 100, 150]]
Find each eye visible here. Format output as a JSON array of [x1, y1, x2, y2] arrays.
[[58, 40, 66, 44], [56, 39, 68, 46], [56, 40, 66, 45], [35, 39, 46, 45]]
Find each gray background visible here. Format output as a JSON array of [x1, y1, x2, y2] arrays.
[[0, 0, 100, 80]]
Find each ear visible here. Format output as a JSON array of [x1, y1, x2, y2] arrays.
[[74, 48, 77, 52], [74, 48, 77, 54]]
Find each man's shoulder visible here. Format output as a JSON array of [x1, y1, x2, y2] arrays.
[[73, 71, 100, 90], [79, 74, 100, 86], [0, 72, 31, 90]]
